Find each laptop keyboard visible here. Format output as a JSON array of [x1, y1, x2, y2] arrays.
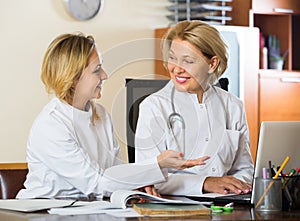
[[187, 193, 251, 205], [218, 193, 251, 201]]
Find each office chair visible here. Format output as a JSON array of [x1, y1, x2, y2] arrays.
[[0, 163, 28, 199], [126, 78, 229, 163], [126, 79, 169, 163]]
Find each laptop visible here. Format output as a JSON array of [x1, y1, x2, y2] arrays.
[[187, 121, 300, 205]]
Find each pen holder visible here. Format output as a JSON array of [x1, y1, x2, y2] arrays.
[[269, 56, 284, 70], [253, 178, 282, 212], [282, 175, 300, 211]]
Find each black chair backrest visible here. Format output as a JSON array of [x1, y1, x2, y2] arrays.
[[126, 79, 169, 163]]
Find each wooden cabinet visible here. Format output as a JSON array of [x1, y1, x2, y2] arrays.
[[259, 71, 300, 123], [229, 1, 300, 161], [250, 4, 300, 161], [252, 0, 300, 13], [231, 0, 300, 25]]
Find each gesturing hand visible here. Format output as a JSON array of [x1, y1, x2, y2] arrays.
[[157, 150, 210, 170]]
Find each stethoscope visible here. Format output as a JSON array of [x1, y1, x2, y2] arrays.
[[166, 84, 229, 156], [167, 86, 186, 155]]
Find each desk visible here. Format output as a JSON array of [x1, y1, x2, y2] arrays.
[[0, 206, 300, 221]]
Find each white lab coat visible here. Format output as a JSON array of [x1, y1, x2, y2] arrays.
[[135, 81, 254, 195], [17, 97, 166, 199]]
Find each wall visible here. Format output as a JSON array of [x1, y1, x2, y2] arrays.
[[0, 0, 170, 163]]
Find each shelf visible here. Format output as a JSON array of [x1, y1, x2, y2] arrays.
[[166, 1, 232, 24], [250, 11, 300, 71]]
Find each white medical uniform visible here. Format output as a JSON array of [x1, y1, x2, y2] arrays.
[[17, 97, 166, 199], [135, 81, 254, 195]]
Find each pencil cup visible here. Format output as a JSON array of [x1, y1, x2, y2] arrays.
[[253, 178, 282, 212], [282, 175, 300, 210], [269, 57, 284, 70]]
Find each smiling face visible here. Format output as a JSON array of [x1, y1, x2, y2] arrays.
[[167, 38, 218, 95], [72, 48, 108, 110], [83, 48, 107, 100], [161, 21, 228, 100]]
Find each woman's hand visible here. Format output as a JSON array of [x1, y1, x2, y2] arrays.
[[136, 185, 161, 197], [203, 176, 252, 194], [157, 150, 210, 170]]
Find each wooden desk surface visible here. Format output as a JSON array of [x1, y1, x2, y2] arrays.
[[0, 205, 300, 221]]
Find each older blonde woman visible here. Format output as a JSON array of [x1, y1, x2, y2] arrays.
[[135, 20, 254, 196]]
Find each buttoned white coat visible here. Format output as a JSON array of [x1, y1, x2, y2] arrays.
[[17, 97, 166, 199], [135, 81, 254, 195]]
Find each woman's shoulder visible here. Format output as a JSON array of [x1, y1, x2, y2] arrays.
[[29, 98, 73, 141], [35, 97, 64, 121], [213, 86, 243, 105]]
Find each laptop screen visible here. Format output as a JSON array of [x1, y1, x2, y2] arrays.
[[251, 121, 300, 204], [254, 121, 300, 179]]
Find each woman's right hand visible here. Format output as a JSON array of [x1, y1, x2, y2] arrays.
[[157, 150, 210, 170], [203, 176, 252, 194]]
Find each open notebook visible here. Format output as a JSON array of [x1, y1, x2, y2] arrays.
[[187, 121, 300, 205]]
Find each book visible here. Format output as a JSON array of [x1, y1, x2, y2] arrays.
[[110, 190, 212, 209], [110, 190, 211, 217], [133, 203, 211, 216], [110, 189, 206, 209]]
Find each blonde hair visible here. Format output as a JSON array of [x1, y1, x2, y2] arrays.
[[41, 32, 99, 122], [161, 20, 228, 84]]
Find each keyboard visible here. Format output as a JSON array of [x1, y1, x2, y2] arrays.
[[187, 193, 252, 205]]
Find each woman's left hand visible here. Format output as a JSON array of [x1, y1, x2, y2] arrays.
[[136, 185, 161, 197]]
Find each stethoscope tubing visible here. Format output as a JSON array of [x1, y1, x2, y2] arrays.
[[167, 84, 228, 155]]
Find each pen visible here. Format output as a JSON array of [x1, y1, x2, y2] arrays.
[[287, 169, 296, 177], [282, 168, 296, 189], [255, 156, 290, 209], [262, 167, 267, 179], [277, 166, 284, 176], [290, 168, 300, 191], [268, 160, 272, 178]]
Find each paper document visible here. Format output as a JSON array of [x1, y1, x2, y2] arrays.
[[48, 200, 120, 215], [0, 199, 76, 212]]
